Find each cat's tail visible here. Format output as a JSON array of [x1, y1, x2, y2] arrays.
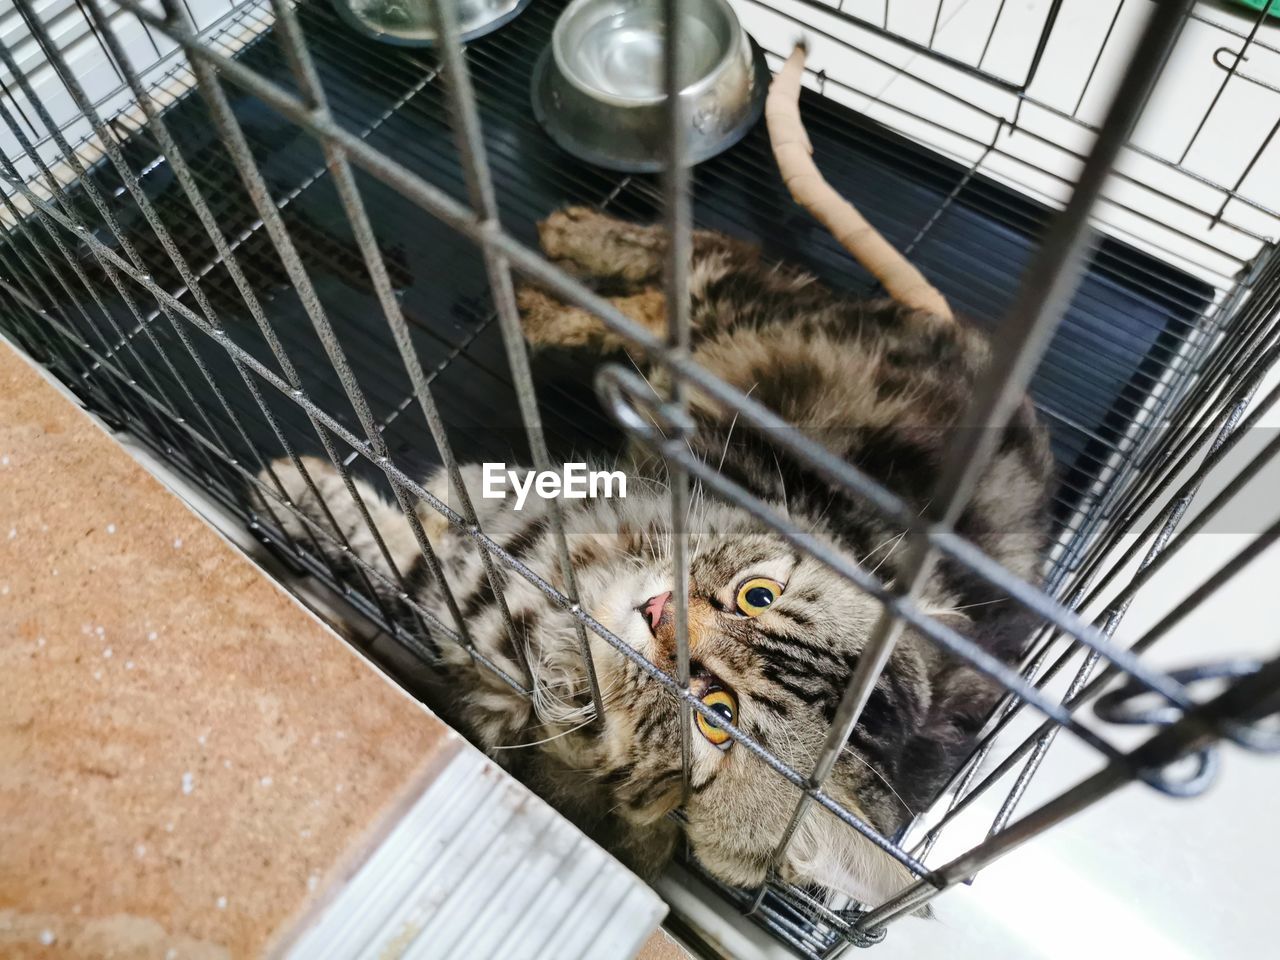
[[764, 42, 954, 322]]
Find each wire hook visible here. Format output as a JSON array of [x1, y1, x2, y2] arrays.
[[1095, 659, 1279, 796], [595, 363, 696, 448]]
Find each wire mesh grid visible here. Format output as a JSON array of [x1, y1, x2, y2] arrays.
[[0, 0, 1278, 955]]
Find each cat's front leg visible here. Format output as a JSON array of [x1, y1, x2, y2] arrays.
[[514, 284, 666, 352], [537, 206, 752, 290], [516, 206, 758, 352], [257, 456, 449, 584], [517, 206, 669, 351]]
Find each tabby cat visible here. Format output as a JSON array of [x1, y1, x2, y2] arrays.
[[262, 206, 1053, 906]]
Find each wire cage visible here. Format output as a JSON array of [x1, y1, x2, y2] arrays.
[[1, 0, 1278, 955]]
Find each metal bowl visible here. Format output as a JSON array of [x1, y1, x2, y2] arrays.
[[532, 0, 768, 172], [332, 0, 532, 46]]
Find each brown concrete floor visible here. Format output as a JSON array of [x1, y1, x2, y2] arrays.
[[637, 929, 695, 960], [0, 342, 461, 957]]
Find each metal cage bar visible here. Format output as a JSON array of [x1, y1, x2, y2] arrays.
[[0, 30, 260, 502], [424, 0, 606, 715], [661, 0, 696, 806]]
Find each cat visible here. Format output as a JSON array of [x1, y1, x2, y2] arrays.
[[259, 205, 1053, 907]]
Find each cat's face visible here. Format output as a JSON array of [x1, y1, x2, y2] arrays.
[[577, 503, 985, 905]]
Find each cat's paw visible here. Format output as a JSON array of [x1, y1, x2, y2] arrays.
[[536, 206, 606, 260], [255, 457, 360, 545], [537, 206, 663, 284], [259, 455, 334, 511], [515, 285, 596, 349], [515, 283, 667, 352]]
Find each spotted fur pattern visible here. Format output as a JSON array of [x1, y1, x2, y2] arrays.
[[262, 207, 1054, 905]]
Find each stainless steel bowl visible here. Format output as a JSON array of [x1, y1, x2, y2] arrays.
[[332, 0, 532, 46], [532, 0, 768, 172]]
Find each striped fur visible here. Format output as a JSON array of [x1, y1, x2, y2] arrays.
[[261, 207, 1053, 906]]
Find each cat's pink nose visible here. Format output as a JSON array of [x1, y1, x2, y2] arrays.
[[639, 591, 672, 632]]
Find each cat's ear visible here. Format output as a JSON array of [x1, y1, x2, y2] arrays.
[[784, 808, 915, 909]]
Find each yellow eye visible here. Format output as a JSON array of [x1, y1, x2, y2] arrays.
[[735, 577, 783, 616], [696, 688, 737, 749]]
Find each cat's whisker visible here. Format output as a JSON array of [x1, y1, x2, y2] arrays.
[[807, 490, 839, 532], [773, 451, 791, 519], [927, 596, 1009, 614], [530, 672, 624, 727], [625, 351, 662, 402], [623, 353, 697, 460], [841, 745, 918, 818], [862, 530, 908, 578], [492, 713, 600, 750], [859, 530, 903, 563], [715, 381, 756, 474]]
